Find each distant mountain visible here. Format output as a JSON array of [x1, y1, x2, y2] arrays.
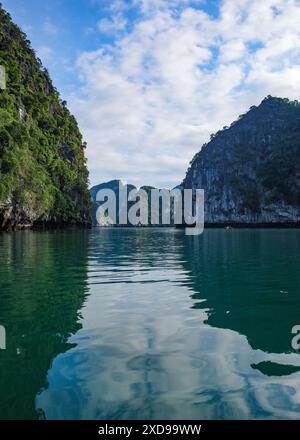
[[184, 96, 300, 224], [90, 180, 135, 226], [0, 5, 91, 230], [90, 180, 180, 227]]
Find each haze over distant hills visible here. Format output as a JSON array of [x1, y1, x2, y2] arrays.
[[90, 180, 181, 227]]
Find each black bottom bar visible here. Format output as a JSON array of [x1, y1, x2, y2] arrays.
[[0, 420, 299, 437]]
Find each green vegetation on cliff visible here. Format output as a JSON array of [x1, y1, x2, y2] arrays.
[[0, 4, 91, 229]]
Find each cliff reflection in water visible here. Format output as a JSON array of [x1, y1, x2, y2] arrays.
[[35, 229, 300, 420], [182, 229, 300, 355], [0, 231, 89, 420]]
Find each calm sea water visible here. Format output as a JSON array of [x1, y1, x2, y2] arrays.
[[0, 228, 300, 420]]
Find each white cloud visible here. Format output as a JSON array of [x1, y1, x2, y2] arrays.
[[70, 0, 300, 188], [219, 40, 246, 63], [97, 14, 127, 34]]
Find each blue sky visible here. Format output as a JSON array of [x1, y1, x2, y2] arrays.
[[2, 0, 300, 188], [2, 0, 220, 95]]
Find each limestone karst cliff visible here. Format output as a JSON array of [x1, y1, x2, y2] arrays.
[[0, 5, 91, 230], [184, 97, 300, 224]]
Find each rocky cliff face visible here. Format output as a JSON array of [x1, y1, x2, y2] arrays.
[[0, 5, 91, 230], [184, 97, 300, 224]]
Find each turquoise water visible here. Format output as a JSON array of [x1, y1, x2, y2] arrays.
[[0, 228, 300, 420]]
